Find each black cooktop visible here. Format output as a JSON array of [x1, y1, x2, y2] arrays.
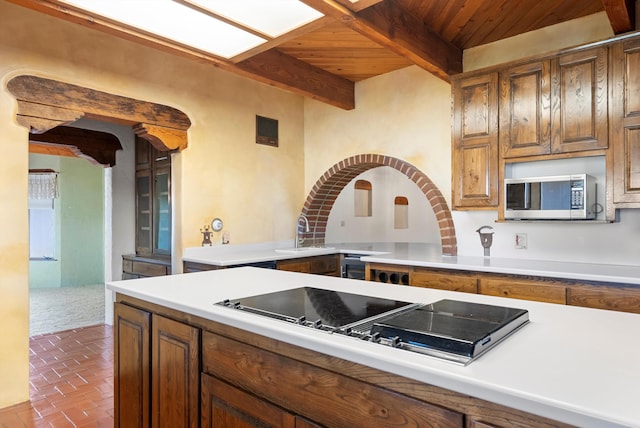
[[223, 287, 415, 329], [370, 299, 529, 359], [218, 287, 529, 365]]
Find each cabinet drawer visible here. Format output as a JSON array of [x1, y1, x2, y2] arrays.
[[411, 269, 477, 293], [183, 261, 221, 273], [567, 286, 640, 314], [202, 331, 464, 428], [132, 261, 169, 277], [309, 257, 338, 275], [277, 260, 310, 273], [479, 277, 566, 304]]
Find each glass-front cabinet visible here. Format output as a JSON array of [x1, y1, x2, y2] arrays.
[[135, 137, 171, 256], [124, 137, 172, 279]]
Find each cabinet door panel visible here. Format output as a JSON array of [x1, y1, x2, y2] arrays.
[[277, 260, 310, 273], [551, 47, 608, 153], [411, 269, 478, 293], [612, 38, 640, 204], [152, 315, 200, 428], [567, 286, 640, 314], [114, 302, 150, 428], [458, 143, 494, 203], [479, 277, 566, 304], [201, 374, 297, 428], [452, 72, 499, 208], [499, 61, 551, 157]]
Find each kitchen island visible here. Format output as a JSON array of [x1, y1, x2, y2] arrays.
[[107, 267, 640, 427]]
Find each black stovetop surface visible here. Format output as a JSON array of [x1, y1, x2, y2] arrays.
[[226, 287, 414, 328]]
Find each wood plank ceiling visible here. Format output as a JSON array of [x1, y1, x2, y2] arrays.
[[5, 0, 636, 110]]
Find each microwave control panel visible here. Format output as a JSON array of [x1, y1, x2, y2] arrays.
[[570, 179, 585, 209]]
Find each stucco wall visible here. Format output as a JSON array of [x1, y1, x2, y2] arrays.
[[0, 1, 305, 408], [304, 65, 452, 204]]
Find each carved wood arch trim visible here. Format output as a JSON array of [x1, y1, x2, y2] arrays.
[[29, 126, 123, 167], [7, 75, 191, 153]]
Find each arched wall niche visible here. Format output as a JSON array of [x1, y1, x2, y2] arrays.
[[300, 154, 458, 256], [7, 75, 191, 159]]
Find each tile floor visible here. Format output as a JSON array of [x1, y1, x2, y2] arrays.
[[0, 325, 114, 427]]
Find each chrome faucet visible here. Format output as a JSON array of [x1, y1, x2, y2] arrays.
[[295, 214, 310, 248]]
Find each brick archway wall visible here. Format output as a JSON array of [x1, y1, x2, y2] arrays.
[[301, 154, 457, 256]]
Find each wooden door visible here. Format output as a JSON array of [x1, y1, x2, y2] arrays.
[[550, 46, 608, 153], [611, 37, 640, 205], [114, 302, 151, 428], [451, 72, 499, 208], [201, 374, 297, 428], [499, 60, 552, 157], [151, 314, 200, 428]]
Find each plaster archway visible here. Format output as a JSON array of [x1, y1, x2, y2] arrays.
[[300, 154, 457, 255]]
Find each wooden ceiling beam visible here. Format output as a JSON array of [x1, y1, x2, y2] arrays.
[[333, 0, 385, 13], [29, 126, 123, 167], [5, 0, 355, 110], [300, 0, 462, 81], [601, 0, 636, 33], [236, 49, 355, 110]]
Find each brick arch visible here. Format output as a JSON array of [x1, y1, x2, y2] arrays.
[[301, 154, 457, 256]]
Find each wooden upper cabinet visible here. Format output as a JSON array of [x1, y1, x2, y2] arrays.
[[451, 72, 499, 209], [611, 37, 640, 204], [499, 47, 607, 158], [499, 60, 552, 158], [550, 46, 608, 154]]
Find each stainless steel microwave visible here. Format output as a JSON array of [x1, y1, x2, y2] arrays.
[[504, 174, 596, 220]]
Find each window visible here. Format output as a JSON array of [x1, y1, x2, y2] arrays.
[[354, 180, 372, 217], [394, 196, 408, 229], [28, 171, 58, 259]]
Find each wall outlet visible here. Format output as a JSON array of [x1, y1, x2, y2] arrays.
[[515, 233, 527, 249]]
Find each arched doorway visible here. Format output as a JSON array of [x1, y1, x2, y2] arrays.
[[7, 75, 192, 326], [299, 154, 457, 255]]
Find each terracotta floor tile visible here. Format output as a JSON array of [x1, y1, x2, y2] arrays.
[[0, 325, 114, 428]]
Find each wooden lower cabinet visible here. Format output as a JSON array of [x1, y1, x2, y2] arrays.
[[479, 276, 567, 304], [367, 263, 640, 314], [567, 285, 640, 314], [276, 254, 340, 276], [115, 296, 571, 428], [202, 331, 463, 428], [114, 302, 200, 428], [182, 260, 223, 273], [411, 267, 478, 293], [114, 302, 150, 427], [151, 315, 200, 428], [122, 254, 171, 279], [202, 374, 308, 428]]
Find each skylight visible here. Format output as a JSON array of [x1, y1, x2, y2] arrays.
[[58, 0, 323, 59]]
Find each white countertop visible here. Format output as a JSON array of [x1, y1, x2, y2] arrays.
[[183, 241, 640, 286], [108, 267, 640, 428]]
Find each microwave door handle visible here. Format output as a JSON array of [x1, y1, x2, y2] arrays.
[[524, 182, 531, 209]]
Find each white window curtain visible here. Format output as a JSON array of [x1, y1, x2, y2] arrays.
[[28, 172, 58, 259], [28, 172, 59, 200]]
